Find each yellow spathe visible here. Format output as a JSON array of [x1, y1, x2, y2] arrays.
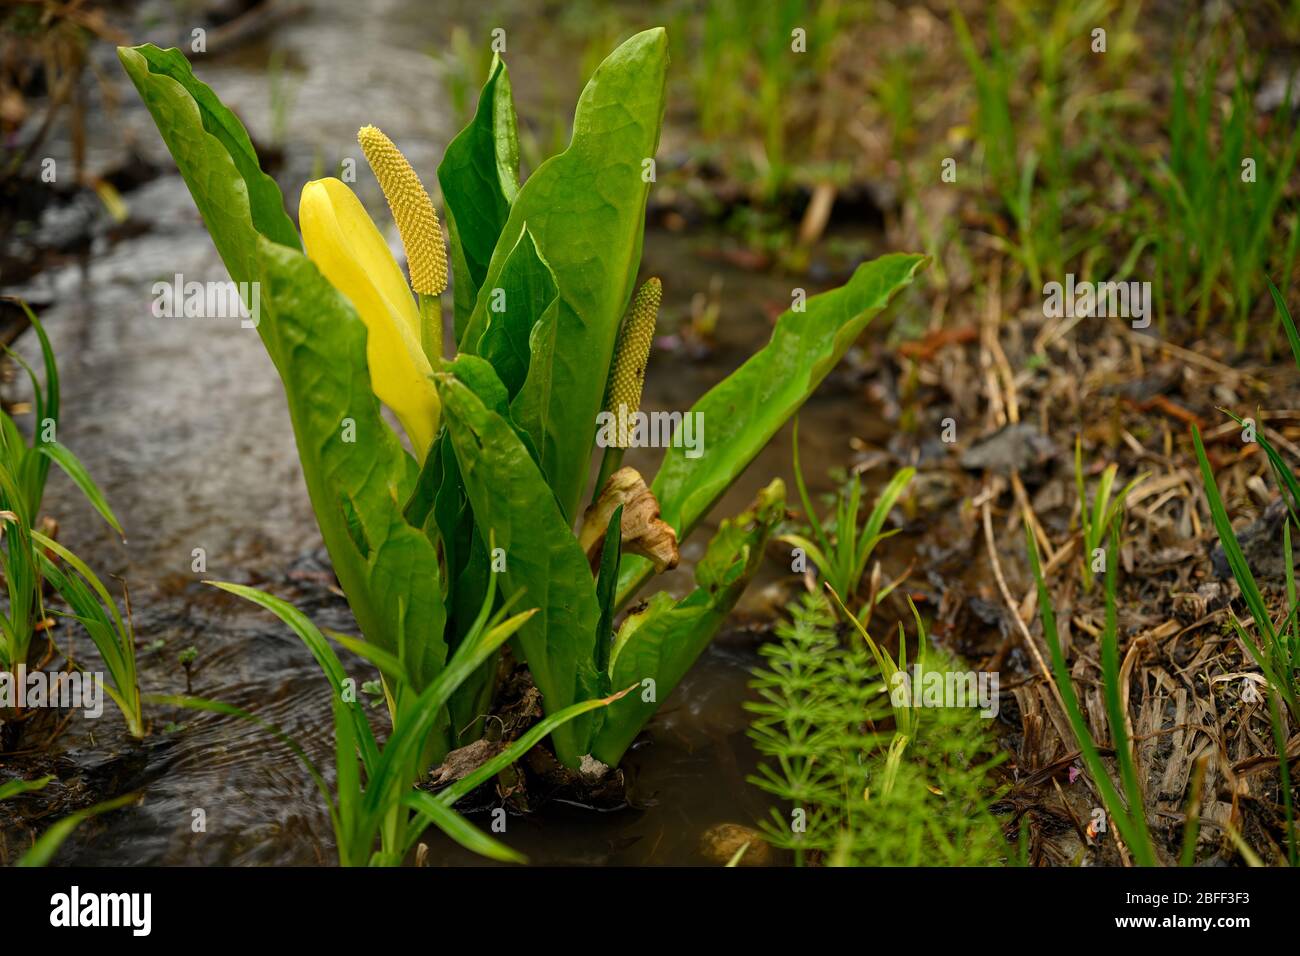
[[299, 177, 439, 459]]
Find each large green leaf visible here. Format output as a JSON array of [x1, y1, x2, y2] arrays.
[[592, 479, 786, 765], [428, 351, 551, 743], [255, 238, 449, 710], [117, 45, 299, 287], [510, 290, 561, 486], [438, 55, 520, 341], [435, 374, 603, 767], [617, 252, 926, 607], [476, 226, 558, 399], [122, 46, 450, 751], [459, 28, 669, 522]]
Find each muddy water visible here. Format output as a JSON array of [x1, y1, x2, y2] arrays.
[[1, 0, 901, 865]]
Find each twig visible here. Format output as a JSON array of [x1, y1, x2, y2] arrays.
[[1125, 328, 1266, 389]]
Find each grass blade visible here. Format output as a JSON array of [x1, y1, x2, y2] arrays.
[[37, 443, 124, 537], [16, 793, 137, 867], [1024, 522, 1158, 865], [402, 789, 525, 863]]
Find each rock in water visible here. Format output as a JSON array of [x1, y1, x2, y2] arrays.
[[699, 823, 772, 866]]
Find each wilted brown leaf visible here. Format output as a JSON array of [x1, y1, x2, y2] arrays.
[[578, 466, 679, 573]]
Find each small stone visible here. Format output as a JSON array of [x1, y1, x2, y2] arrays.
[[699, 823, 772, 866], [578, 754, 611, 783], [959, 422, 1057, 477], [1210, 498, 1298, 582]]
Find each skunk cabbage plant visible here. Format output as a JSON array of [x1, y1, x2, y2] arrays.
[[119, 29, 923, 770]]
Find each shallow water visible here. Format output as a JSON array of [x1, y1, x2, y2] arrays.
[[0, 0, 903, 865]]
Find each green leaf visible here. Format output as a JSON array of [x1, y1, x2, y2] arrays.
[[1192, 425, 1298, 721], [435, 373, 603, 767], [120, 45, 451, 742], [209, 580, 381, 775], [332, 694, 361, 857], [16, 793, 137, 868], [1024, 523, 1158, 866], [3, 302, 58, 514], [1192, 426, 1281, 656], [117, 45, 299, 290], [853, 466, 915, 587], [15, 790, 135, 868], [593, 503, 623, 691], [0, 457, 39, 669], [37, 442, 124, 537], [592, 479, 786, 765], [426, 437, 497, 747], [459, 28, 670, 522], [422, 368, 525, 747], [435, 691, 628, 807], [790, 417, 832, 559], [438, 54, 520, 341], [617, 252, 925, 607], [476, 226, 558, 400], [325, 627, 410, 687], [1100, 525, 1154, 855], [1267, 274, 1300, 374], [34, 531, 143, 737], [356, 603, 536, 847], [0, 775, 52, 802], [509, 293, 562, 485], [253, 238, 449, 724], [403, 790, 526, 864], [445, 353, 547, 482], [1244, 415, 1300, 528]]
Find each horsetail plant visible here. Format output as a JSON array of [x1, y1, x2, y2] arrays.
[[120, 31, 922, 775], [747, 591, 1007, 866]]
